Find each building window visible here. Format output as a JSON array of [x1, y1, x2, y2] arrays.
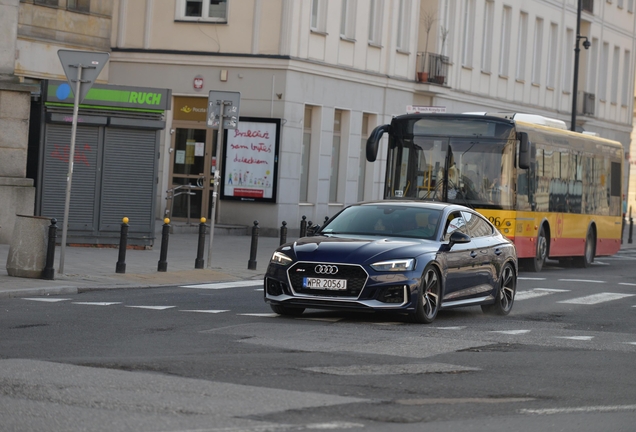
[[311, 0, 327, 32], [341, 0, 357, 40], [300, 107, 313, 203], [441, 0, 455, 57], [499, 6, 512, 76], [563, 28, 574, 90], [599, 42, 609, 100], [368, 0, 383, 45], [396, 0, 410, 51], [481, 0, 494, 73], [629, 0, 634, 13], [177, 0, 228, 22], [516, 12, 528, 80], [34, 0, 58, 6], [588, 37, 599, 94], [531, 18, 543, 85], [611, 46, 620, 104], [358, 114, 371, 202], [622, 50, 631, 106], [67, 0, 89, 12], [547, 23, 558, 88], [462, 0, 475, 66], [330, 110, 343, 203]]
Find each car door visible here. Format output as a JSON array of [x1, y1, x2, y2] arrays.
[[461, 210, 497, 297], [441, 211, 475, 302]]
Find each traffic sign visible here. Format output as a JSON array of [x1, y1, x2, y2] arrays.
[[406, 105, 446, 114], [58, 49, 110, 103], [207, 91, 241, 129], [56, 49, 109, 274]]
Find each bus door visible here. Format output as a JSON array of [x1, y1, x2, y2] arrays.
[[387, 137, 448, 200]]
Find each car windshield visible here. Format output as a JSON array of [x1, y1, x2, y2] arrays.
[[320, 205, 442, 240]]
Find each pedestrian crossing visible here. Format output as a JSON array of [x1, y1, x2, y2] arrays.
[[20, 285, 636, 312], [20, 275, 636, 312], [558, 292, 635, 304], [14, 283, 636, 351], [514, 288, 569, 301]]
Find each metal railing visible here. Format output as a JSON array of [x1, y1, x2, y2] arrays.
[[165, 184, 197, 225], [417, 52, 450, 85]]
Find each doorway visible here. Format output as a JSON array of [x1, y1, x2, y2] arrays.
[[167, 125, 217, 223]]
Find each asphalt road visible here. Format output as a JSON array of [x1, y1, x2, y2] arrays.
[[1, 249, 636, 432]]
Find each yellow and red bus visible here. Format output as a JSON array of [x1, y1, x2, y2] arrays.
[[366, 112, 623, 272]]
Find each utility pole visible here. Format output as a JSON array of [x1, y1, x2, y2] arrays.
[[570, 0, 591, 132], [205, 91, 240, 268]]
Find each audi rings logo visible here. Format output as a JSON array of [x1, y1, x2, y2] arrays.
[[314, 265, 339, 275]]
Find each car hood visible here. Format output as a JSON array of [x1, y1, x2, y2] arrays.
[[285, 235, 439, 264]]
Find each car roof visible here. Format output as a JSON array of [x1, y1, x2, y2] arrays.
[[354, 200, 471, 212]]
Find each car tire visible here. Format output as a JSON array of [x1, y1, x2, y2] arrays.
[[482, 262, 516, 316], [573, 227, 595, 268], [409, 265, 441, 324], [270, 304, 305, 316], [524, 225, 548, 272]]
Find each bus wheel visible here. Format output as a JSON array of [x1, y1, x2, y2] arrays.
[[574, 228, 595, 268], [525, 226, 548, 273]]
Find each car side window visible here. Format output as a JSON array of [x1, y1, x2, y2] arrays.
[[461, 211, 494, 238], [443, 211, 468, 241]]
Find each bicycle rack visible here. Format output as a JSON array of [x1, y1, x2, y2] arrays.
[[165, 184, 198, 225]]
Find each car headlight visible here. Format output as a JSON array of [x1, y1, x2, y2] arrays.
[[370, 259, 415, 272], [270, 251, 293, 266]]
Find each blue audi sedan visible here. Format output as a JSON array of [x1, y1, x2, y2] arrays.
[[264, 201, 517, 324]]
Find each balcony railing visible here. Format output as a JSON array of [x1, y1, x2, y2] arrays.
[[417, 52, 450, 85]]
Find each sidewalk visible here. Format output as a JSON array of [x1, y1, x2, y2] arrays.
[[0, 228, 284, 299], [2, 225, 636, 299]]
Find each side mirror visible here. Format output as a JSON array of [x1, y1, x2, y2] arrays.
[[518, 132, 534, 169], [448, 231, 471, 248], [366, 124, 390, 162]]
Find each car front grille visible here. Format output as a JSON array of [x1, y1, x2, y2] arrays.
[[287, 262, 368, 298]]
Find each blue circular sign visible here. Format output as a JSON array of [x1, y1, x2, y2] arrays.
[[56, 83, 71, 100]]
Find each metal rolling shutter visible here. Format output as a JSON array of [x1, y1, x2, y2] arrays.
[[41, 124, 99, 231], [100, 128, 157, 233]]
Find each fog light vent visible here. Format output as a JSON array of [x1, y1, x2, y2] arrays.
[[378, 285, 406, 303], [266, 278, 283, 296]]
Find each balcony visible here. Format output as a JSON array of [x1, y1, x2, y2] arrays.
[[417, 52, 450, 86]]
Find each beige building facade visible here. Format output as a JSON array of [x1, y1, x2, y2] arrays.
[[6, 0, 636, 238]]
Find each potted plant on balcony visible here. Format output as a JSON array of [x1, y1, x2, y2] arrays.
[[433, 26, 450, 85], [418, 10, 437, 83]]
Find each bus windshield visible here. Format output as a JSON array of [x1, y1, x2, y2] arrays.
[[386, 134, 516, 210]]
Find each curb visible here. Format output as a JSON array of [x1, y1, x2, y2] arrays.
[[0, 286, 78, 299]]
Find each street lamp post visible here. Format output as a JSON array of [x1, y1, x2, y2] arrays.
[[570, 0, 591, 132]]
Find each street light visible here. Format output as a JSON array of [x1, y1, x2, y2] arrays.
[[570, 0, 591, 132]]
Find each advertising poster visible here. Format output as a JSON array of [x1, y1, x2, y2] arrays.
[[221, 117, 280, 203]]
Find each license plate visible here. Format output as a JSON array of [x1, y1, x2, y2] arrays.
[[303, 277, 347, 290]]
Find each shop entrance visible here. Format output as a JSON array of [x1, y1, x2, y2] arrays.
[[166, 125, 218, 222]]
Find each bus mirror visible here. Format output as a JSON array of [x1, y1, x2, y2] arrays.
[[518, 132, 532, 169], [366, 124, 390, 162]]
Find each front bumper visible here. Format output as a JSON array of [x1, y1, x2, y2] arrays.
[[264, 262, 420, 313]]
